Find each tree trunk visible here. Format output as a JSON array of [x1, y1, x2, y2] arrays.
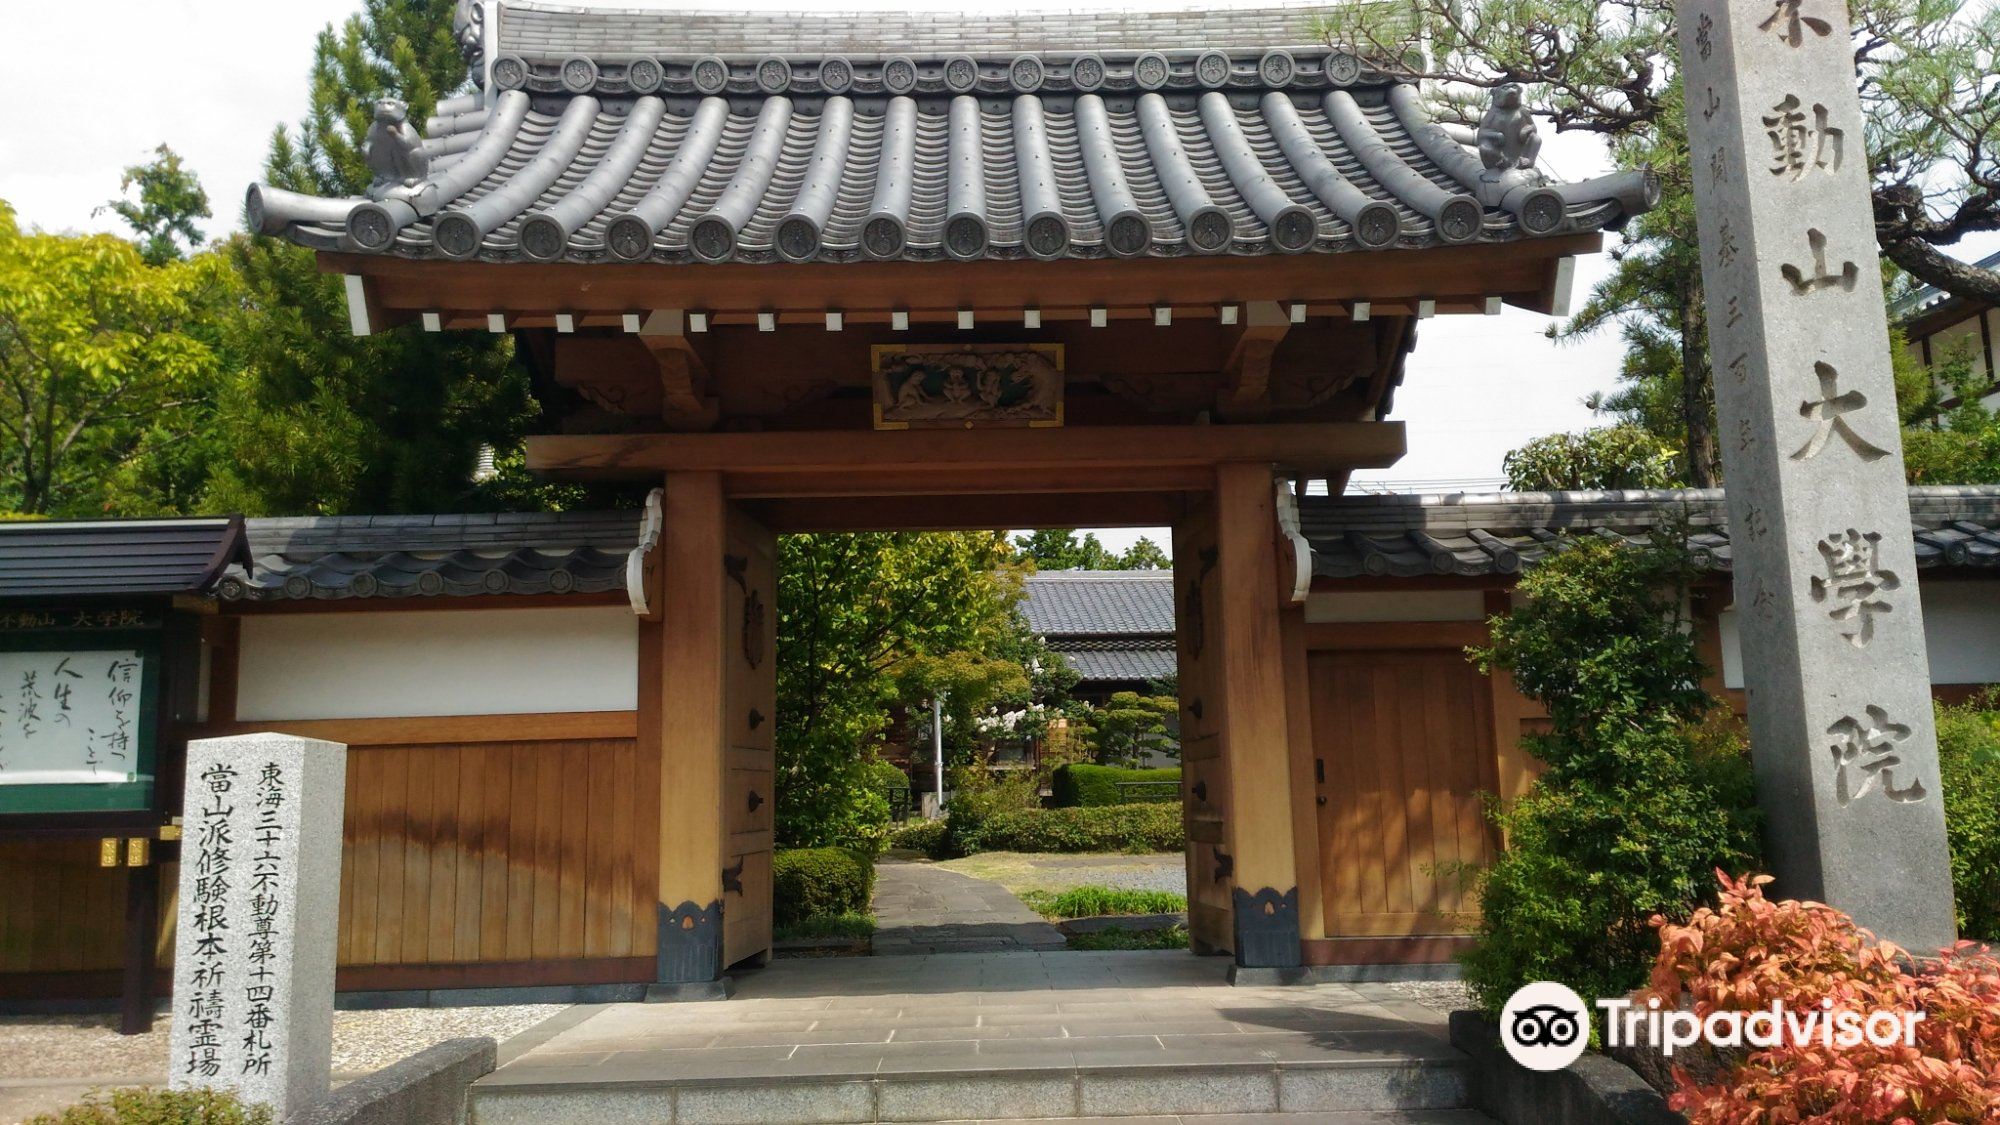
[[1882, 237, 2000, 304], [1680, 280, 1720, 487]]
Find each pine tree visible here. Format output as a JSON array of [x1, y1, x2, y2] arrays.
[[209, 0, 542, 515]]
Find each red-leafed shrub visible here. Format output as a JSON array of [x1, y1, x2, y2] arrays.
[[1641, 871, 2000, 1123]]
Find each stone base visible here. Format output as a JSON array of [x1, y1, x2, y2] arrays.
[[643, 978, 733, 1003], [1227, 965, 1314, 987]]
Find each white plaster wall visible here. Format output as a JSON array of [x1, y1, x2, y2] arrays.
[[1304, 589, 1487, 623], [1718, 578, 2000, 689], [235, 606, 638, 720]]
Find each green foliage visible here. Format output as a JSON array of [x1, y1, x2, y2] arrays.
[[1317, 1, 2000, 485], [1937, 694, 2000, 940], [1018, 886, 1186, 919], [1063, 925, 1190, 951], [0, 202, 228, 515], [777, 532, 1040, 849], [100, 145, 211, 266], [941, 765, 1043, 856], [1503, 426, 1684, 491], [1900, 344, 2000, 485], [1050, 764, 1181, 808], [1013, 529, 1170, 571], [771, 847, 876, 928], [885, 817, 949, 857], [1462, 532, 1762, 1015], [1069, 693, 1179, 768], [30, 1087, 272, 1125], [773, 912, 876, 942], [209, 0, 576, 516], [964, 803, 1185, 856]]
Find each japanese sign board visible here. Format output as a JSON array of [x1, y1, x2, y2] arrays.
[[0, 609, 162, 814]]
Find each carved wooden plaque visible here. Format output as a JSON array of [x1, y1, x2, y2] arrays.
[[871, 344, 1064, 429]]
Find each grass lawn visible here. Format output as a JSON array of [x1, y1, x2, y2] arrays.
[[1065, 926, 1191, 951], [1017, 887, 1186, 920], [774, 911, 876, 942], [931, 851, 1182, 896]]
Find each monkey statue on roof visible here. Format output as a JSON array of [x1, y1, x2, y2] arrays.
[[1478, 84, 1543, 173], [365, 97, 431, 199]]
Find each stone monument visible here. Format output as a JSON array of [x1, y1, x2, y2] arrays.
[[169, 734, 348, 1118], [1677, 0, 1956, 952]]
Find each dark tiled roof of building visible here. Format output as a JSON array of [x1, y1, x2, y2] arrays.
[[1023, 570, 1174, 634], [496, 2, 1394, 56], [217, 511, 642, 601], [1047, 637, 1177, 684], [1302, 486, 2000, 579], [0, 517, 250, 600], [249, 4, 1655, 266]]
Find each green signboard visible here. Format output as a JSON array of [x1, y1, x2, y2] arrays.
[[0, 609, 161, 815]]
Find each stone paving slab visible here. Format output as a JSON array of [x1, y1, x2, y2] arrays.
[[469, 952, 1472, 1124]]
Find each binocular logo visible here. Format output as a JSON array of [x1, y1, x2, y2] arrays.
[[1500, 982, 1590, 1071]]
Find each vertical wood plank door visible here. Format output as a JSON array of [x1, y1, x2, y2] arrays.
[[1309, 648, 1496, 939]]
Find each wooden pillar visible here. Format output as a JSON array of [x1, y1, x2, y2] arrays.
[[653, 471, 729, 995], [1213, 462, 1302, 971], [1278, 605, 1325, 942]]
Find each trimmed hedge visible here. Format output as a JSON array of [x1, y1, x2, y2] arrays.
[[886, 817, 948, 856], [1050, 764, 1181, 807], [772, 847, 875, 928], [972, 802, 1183, 854]]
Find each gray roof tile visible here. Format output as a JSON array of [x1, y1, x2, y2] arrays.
[[250, 4, 1652, 266], [1303, 486, 2000, 578], [218, 511, 643, 602], [1023, 571, 1174, 635]]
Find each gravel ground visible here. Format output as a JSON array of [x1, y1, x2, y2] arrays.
[[932, 852, 1186, 896], [0, 1004, 566, 1081], [1385, 979, 1476, 1014]]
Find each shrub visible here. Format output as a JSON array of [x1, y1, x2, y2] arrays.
[[1937, 693, 2000, 940], [771, 847, 875, 928], [1018, 886, 1186, 919], [886, 816, 948, 857], [31, 1088, 271, 1125], [972, 803, 1184, 854], [1645, 871, 2000, 1123], [1462, 532, 1762, 1015], [1049, 763, 1181, 808], [942, 765, 1042, 855]]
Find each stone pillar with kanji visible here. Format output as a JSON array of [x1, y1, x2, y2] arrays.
[[1677, 0, 1955, 952], [168, 734, 347, 1118]]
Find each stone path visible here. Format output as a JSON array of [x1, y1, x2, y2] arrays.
[[872, 858, 1067, 955]]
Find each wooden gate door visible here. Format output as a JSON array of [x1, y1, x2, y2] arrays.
[[1308, 648, 1497, 939]]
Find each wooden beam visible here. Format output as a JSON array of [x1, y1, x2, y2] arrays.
[[527, 422, 1406, 480], [323, 235, 1605, 318], [723, 465, 1215, 499], [741, 491, 1186, 532]]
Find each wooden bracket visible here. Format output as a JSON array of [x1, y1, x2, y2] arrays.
[[1215, 300, 1291, 419], [639, 310, 721, 430]]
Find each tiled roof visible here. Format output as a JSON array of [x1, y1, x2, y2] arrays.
[[248, 4, 1655, 266], [1048, 637, 1177, 684], [1302, 486, 2000, 579], [496, 2, 1397, 56], [0, 517, 249, 600], [1022, 570, 1174, 635], [217, 511, 642, 601]]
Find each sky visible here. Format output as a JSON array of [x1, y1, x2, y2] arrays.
[[0, 0, 1959, 555]]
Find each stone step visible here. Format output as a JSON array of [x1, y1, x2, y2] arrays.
[[467, 1056, 1474, 1125], [967, 1115, 1497, 1125]]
